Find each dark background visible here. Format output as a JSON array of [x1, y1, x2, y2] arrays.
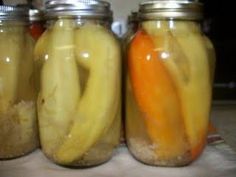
[[201, 0, 236, 100]]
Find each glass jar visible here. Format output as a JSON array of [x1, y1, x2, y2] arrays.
[[126, 0, 215, 166], [29, 9, 45, 41], [0, 5, 38, 159], [35, 0, 121, 167]]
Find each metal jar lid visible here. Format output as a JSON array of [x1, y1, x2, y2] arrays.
[[139, 0, 203, 20], [128, 11, 139, 24], [45, 0, 113, 20], [0, 5, 29, 21], [29, 9, 44, 22]]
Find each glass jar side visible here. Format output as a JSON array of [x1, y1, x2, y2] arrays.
[[35, 17, 121, 167], [126, 19, 213, 166], [0, 20, 38, 159]]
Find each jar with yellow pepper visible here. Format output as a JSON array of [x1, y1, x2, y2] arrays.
[[0, 5, 38, 159], [35, 0, 121, 167]]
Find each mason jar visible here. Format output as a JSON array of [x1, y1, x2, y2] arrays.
[[0, 5, 38, 159], [35, 0, 121, 167], [29, 9, 45, 40], [126, 0, 215, 166]]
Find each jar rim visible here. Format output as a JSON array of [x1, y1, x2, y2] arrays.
[[29, 9, 45, 22], [0, 5, 29, 21], [45, 0, 113, 21], [139, 0, 203, 21]]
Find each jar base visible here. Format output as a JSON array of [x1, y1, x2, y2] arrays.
[[0, 144, 39, 160], [127, 139, 193, 167], [43, 147, 116, 168]]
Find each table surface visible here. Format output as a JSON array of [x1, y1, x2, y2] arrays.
[[211, 103, 236, 152], [0, 103, 236, 177]]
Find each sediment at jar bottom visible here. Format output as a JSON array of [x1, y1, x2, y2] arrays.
[[37, 20, 121, 166], [0, 101, 38, 159], [128, 138, 192, 167]]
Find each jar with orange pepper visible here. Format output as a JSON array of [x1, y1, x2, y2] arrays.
[[126, 0, 215, 166]]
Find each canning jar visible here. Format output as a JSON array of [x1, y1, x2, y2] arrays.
[[29, 9, 45, 40], [126, 0, 215, 166], [35, 0, 121, 167], [0, 5, 38, 159]]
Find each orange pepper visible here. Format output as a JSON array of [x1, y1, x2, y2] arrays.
[[29, 23, 45, 40], [128, 30, 189, 160]]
